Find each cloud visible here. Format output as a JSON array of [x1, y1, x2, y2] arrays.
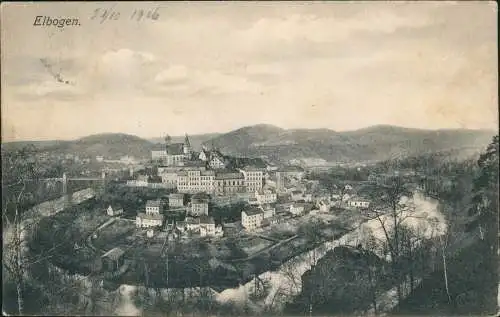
[[241, 11, 430, 45], [76, 48, 159, 93], [153, 65, 263, 96], [100, 48, 156, 67], [154, 65, 189, 83], [9, 79, 84, 102], [31, 81, 80, 96], [245, 63, 285, 76]]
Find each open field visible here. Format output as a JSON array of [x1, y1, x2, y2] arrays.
[[31, 198, 112, 274], [91, 218, 137, 252]]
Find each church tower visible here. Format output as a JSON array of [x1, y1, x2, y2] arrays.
[[183, 133, 192, 159]]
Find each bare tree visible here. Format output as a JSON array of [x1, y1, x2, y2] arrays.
[[278, 256, 302, 297], [2, 145, 42, 315], [367, 176, 416, 304]]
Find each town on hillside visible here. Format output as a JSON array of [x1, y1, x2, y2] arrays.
[[122, 134, 373, 238], [4, 129, 498, 317]]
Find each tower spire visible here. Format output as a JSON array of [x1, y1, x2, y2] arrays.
[[183, 133, 192, 158], [164, 134, 171, 145]]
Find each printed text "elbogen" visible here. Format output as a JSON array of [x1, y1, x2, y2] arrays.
[[33, 16, 81, 28]]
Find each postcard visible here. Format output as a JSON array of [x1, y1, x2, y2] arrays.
[[2, 2, 498, 316]]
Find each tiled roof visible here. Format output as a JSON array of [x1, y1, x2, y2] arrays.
[[348, 196, 370, 202], [277, 165, 305, 172], [184, 161, 207, 168], [185, 217, 199, 224], [137, 212, 164, 221], [192, 198, 209, 205], [166, 143, 184, 155], [192, 192, 210, 200], [146, 199, 162, 208], [152, 146, 166, 152], [200, 215, 215, 224], [169, 193, 184, 199], [262, 204, 274, 210], [215, 172, 244, 180], [243, 207, 264, 216], [102, 247, 125, 260], [242, 166, 264, 171]]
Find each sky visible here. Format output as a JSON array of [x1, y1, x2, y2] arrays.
[[1, 1, 498, 142]]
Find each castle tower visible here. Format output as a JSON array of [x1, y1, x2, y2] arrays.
[[164, 134, 172, 152], [183, 133, 192, 158]]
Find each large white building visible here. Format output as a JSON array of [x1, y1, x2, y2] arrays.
[[214, 171, 246, 195], [241, 205, 276, 231], [189, 192, 210, 216], [240, 166, 264, 193], [177, 169, 215, 193], [184, 217, 200, 232], [145, 199, 163, 214], [199, 216, 223, 237], [255, 189, 277, 204], [241, 206, 265, 231], [347, 197, 370, 209], [151, 134, 192, 166], [262, 205, 276, 219], [208, 151, 227, 170], [106, 204, 123, 216], [168, 193, 185, 208], [136, 199, 164, 228], [159, 171, 178, 189], [290, 203, 305, 216]]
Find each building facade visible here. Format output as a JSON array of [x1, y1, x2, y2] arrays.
[[189, 192, 210, 216], [101, 247, 125, 272], [151, 134, 192, 166], [255, 189, 277, 204], [177, 169, 215, 193], [168, 193, 185, 208], [240, 167, 264, 193], [184, 217, 200, 232], [214, 171, 246, 195], [199, 215, 216, 237], [347, 198, 370, 209], [208, 152, 227, 169], [136, 199, 164, 228], [145, 199, 163, 214], [241, 206, 265, 231], [290, 203, 305, 216], [106, 204, 123, 216]]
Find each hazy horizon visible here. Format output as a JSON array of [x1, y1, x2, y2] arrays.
[[2, 2, 498, 142], [1, 123, 497, 144]]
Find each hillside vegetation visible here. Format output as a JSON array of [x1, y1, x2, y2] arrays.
[[3, 133, 155, 159], [203, 124, 495, 164], [2, 125, 495, 163]]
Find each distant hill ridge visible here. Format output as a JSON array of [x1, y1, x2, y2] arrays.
[[2, 125, 496, 163], [202, 124, 496, 164]]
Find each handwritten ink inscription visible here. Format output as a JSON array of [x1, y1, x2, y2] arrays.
[[91, 7, 160, 24]]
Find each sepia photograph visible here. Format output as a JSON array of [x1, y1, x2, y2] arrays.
[[1, 1, 498, 316]]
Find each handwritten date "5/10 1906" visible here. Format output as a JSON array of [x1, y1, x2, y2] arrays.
[[91, 7, 160, 23]]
